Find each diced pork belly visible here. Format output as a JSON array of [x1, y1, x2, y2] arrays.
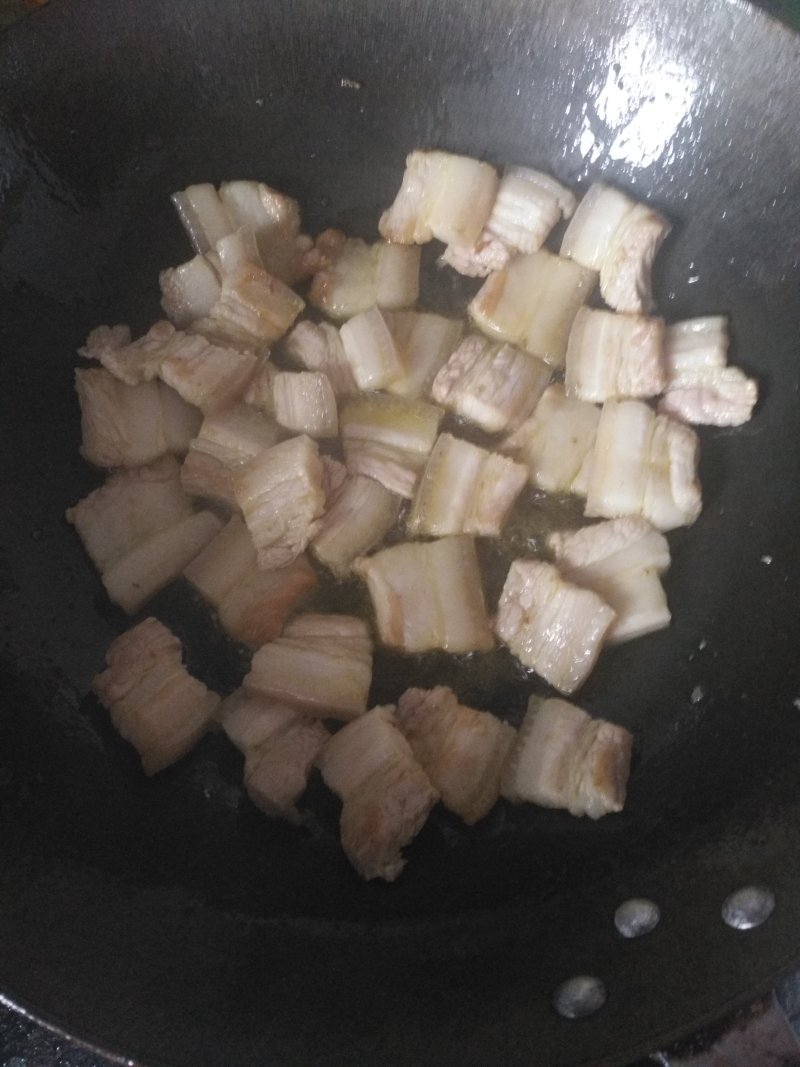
[[86, 320, 178, 385], [158, 329, 258, 413], [565, 308, 666, 402], [495, 559, 615, 693], [486, 167, 577, 252], [92, 617, 220, 775], [317, 705, 439, 881], [339, 393, 443, 498], [469, 249, 597, 368], [219, 689, 328, 823], [181, 404, 281, 509], [171, 180, 312, 286], [501, 384, 600, 496], [244, 723, 329, 822], [431, 334, 551, 433], [284, 320, 358, 397], [235, 434, 326, 568], [272, 371, 338, 438], [159, 255, 222, 328], [353, 536, 493, 654], [501, 696, 632, 819], [585, 399, 702, 531], [311, 474, 402, 578], [441, 166, 576, 277], [307, 230, 420, 320], [218, 556, 317, 649], [171, 182, 235, 253], [67, 456, 193, 571], [197, 263, 305, 349], [76, 368, 202, 468], [379, 150, 499, 247], [219, 689, 301, 751], [184, 515, 316, 647], [243, 614, 373, 721], [83, 318, 257, 413], [210, 225, 262, 276], [382, 311, 463, 400], [659, 370, 758, 427], [663, 316, 728, 377], [217, 180, 313, 285], [396, 686, 516, 824], [184, 514, 258, 603], [407, 433, 527, 537], [549, 517, 671, 643], [101, 513, 224, 614], [659, 316, 758, 427], [560, 183, 671, 314], [66, 456, 222, 613], [339, 306, 403, 391]]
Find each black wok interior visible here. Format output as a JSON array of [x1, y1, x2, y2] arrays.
[[1, 0, 800, 1064]]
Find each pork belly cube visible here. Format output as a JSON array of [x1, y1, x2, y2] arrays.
[[66, 456, 192, 571], [235, 434, 326, 568], [101, 512, 223, 614], [92, 617, 220, 775], [339, 306, 403, 391], [218, 556, 317, 649], [170, 182, 235, 253], [659, 316, 757, 427], [218, 180, 313, 285], [396, 687, 516, 824], [76, 368, 201, 468], [407, 433, 527, 538], [549, 517, 671, 644], [441, 166, 576, 277], [469, 249, 597, 368], [495, 559, 615, 694], [317, 705, 439, 881], [158, 330, 258, 414], [501, 696, 632, 819], [307, 230, 420, 320], [184, 515, 316, 648], [244, 722, 329, 823], [272, 370, 338, 438], [339, 393, 443, 498], [379, 150, 499, 247], [311, 474, 402, 578], [66, 456, 222, 613], [219, 689, 328, 823], [181, 404, 281, 509], [585, 399, 702, 531], [431, 334, 551, 433], [243, 614, 373, 721], [159, 254, 221, 328], [198, 263, 305, 349], [382, 310, 463, 400], [284, 320, 358, 397], [565, 308, 666, 402], [87, 320, 178, 385], [353, 536, 493, 654], [561, 182, 671, 314], [501, 384, 600, 496]]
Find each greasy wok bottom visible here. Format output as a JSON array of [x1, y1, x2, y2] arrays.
[[1, 0, 800, 1064]]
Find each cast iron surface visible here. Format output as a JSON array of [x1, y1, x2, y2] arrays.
[[1, 0, 799, 1064]]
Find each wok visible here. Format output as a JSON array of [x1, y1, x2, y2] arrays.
[[1, 0, 799, 1064]]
